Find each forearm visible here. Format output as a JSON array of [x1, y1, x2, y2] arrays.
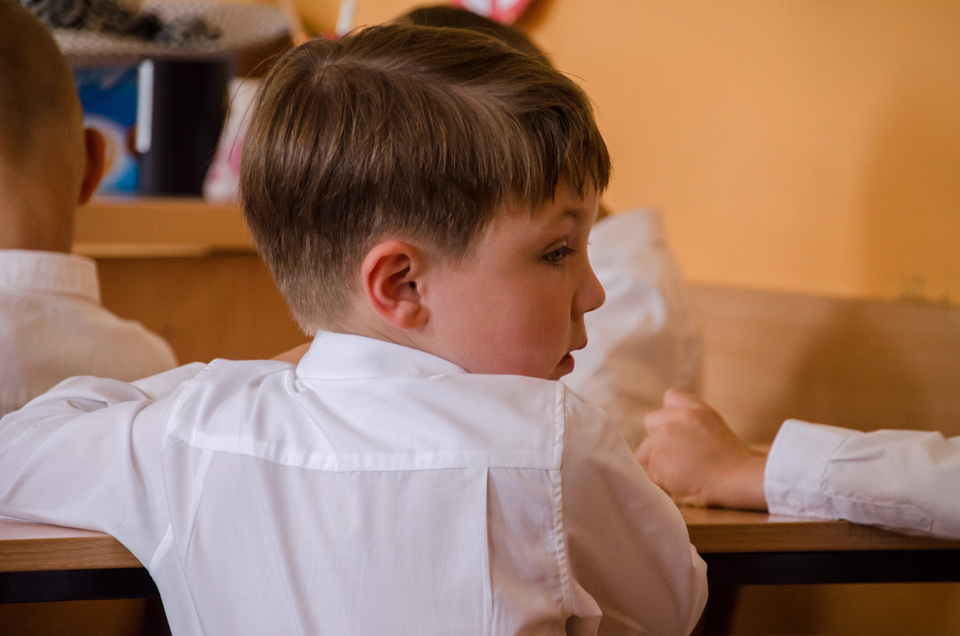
[[766, 421, 960, 539]]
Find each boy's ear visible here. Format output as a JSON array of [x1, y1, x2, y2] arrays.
[[361, 241, 428, 330], [78, 127, 106, 205]]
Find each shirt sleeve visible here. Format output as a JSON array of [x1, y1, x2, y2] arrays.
[[560, 390, 708, 636], [766, 419, 960, 539], [0, 363, 205, 561]]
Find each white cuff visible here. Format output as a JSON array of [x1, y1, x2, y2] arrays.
[[764, 420, 851, 519]]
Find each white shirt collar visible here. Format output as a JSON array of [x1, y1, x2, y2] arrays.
[[0, 250, 100, 304], [298, 331, 467, 380]]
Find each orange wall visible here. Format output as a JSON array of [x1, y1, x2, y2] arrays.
[[296, 0, 960, 305]]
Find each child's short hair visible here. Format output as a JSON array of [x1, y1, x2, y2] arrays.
[[401, 5, 552, 67], [0, 0, 83, 164], [241, 22, 611, 333]]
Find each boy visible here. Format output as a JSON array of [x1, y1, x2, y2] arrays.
[[0, 0, 177, 417], [1, 22, 707, 635], [638, 388, 960, 539], [403, 5, 703, 450]]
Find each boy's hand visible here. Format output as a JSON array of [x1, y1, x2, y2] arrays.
[[272, 342, 311, 364], [635, 388, 768, 511]]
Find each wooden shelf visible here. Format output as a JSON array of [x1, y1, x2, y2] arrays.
[[74, 196, 255, 258]]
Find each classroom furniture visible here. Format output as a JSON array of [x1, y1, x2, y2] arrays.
[[684, 508, 960, 634], [4, 510, 960, 604]]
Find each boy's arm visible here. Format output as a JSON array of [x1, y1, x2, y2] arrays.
[[766, 421, 960, 539], [561, 394, 707, 636], [637, 389, 960, 539], [0, 364, 203, 559]]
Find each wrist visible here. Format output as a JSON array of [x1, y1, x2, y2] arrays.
[[708, 451, 769, 511]]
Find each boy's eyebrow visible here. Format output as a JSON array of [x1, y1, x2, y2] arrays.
[[556, 207, 590, 225]]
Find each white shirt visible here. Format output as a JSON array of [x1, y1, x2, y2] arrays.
[[564, 209, 702, 449], [766, 420, 960, 539], [0, 250, 177, 416], [0, 332, 707, 636]]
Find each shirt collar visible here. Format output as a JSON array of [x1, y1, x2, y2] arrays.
[[0, 250, 100, 304], [298, 331, 467, 380]]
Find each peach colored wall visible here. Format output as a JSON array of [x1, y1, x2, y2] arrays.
[[296, 0, 960, 305]]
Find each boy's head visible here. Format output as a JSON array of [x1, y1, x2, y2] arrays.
[[401, 5, 552, 67], [241, 22, 610, 378], [400, 5, 612, 222], [0, 0, 105, 252]]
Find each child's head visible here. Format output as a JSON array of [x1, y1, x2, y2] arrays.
[[241, 22, 610, 379], [0, 0, 105, 252], [401, 5, 552, 67]]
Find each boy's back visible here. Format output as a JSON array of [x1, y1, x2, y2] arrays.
[[2, 333, 704, 634], [0, 250, 177, 415], [0, 1, 176, 416]]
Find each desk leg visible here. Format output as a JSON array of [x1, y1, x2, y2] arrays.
[[697, 584, 739, 636], [140, 596, 171, 636]]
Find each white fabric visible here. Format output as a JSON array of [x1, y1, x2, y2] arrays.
[[0, 332, 707, 636], [766, 419, 960, 539], [0, 250, 177, 416], [564, 209, 702, 449]]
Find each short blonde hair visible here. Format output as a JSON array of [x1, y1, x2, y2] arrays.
[[240, 22, 611, 334], [0, 1, 83, 164]]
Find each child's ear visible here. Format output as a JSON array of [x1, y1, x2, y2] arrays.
[[360, 241, 428, 330], [78, 128, 106, 205]]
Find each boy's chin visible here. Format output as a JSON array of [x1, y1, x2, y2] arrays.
[[550, 353, 576, 380]]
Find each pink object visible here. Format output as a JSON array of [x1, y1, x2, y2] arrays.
[[451, 0, 535, 24], [203, 78, 259, 202]]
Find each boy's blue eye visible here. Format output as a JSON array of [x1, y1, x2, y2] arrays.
[[543, 245, 574, 265]]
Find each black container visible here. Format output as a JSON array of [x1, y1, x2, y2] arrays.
[[137, 58, 230, 196]]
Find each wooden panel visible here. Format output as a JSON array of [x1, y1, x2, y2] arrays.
[[75, 198, 253, 258], [693, 283, 960, 443], [96, 254, 308, 364]]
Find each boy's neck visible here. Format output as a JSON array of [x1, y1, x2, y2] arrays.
[[0, 197, 74, 253], [330, 309, 424, 355]]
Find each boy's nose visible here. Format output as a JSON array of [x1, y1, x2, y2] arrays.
[[576, 261, 606, 316]]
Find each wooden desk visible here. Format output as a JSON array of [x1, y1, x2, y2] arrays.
[[682, 507, 960, 586], [4, 510, 960, 604], [684, 507, 960, 633], [0, 520, 151, 604]]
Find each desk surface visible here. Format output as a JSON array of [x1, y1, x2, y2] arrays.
[[680, 506, 960, 553], [5, 508, 960, 574], [0, 520, 140, 573]]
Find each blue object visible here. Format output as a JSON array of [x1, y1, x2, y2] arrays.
[[74, 66, 139, 194]]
